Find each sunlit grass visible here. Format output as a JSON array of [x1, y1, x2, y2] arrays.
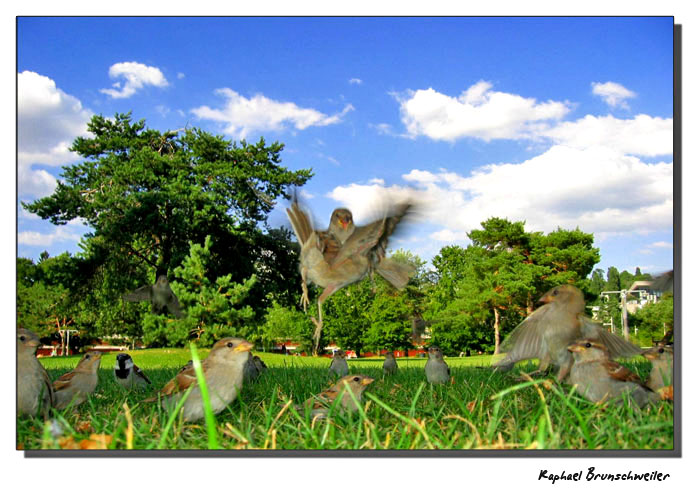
[[17, 349, 673, 451]]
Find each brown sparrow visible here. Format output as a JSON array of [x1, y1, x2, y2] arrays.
[[567, 339, 658, 407], [286, 195, 414, 353], [52, 351, 103, 410], [145, 338, 253, 421], [642, 344, 673, 400], [383, 352, 398, 375], [243, 354, 268, 383], [123, 274, 184, 318], [493, 285, 641, 381], [17, 328, 54, 419], [328, 351, 349, 377], [300, 375, 375, 419], [113, 353, 151, 389], [425, 347, 450, 384]]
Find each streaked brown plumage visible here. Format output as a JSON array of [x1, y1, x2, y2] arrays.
[[53, 351, 103, 410], [17, 328, 54, 419], [286, 195, 415, 353], [493, 284, 641, 381], [144, 338, 253, 421], [642, 344, 673, 400], [567, 339, 658, 407], [299, 375, 375, 419]]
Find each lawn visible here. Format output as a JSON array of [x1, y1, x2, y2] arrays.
[[17, 349, 674, 451]]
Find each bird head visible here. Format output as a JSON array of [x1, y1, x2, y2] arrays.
[[17, 328, 41, 354], [642, 344, 673, 362], [210, 338, 254, 363], [332, 208, 354, 230], [77, 351, 103, 372], [336, 375, 375, 393], [539, 284, 585, 311], [428, 347, 444, 360], [115, 353, 133, 369], [567, 339, 608, 361]]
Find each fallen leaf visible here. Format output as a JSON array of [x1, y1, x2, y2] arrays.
[[466, 400, 477, 413], [76, 420, 93, 433], [58, 436, 80, 449], [79, 434, 113, 449]]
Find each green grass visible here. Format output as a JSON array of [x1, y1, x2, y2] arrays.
[[17, 350, 674, 451]]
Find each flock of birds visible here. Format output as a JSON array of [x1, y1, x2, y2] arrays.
[[17, 193, 674, 435]]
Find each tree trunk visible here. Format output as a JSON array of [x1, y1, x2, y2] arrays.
[[493, 307, 501, 355]]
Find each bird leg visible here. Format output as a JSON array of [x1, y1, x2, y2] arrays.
[[514, 356, 551, 381], [300, 268, 310, 311], [311, 298, 324, 356]]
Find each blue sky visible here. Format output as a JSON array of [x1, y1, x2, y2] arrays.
[[16, 16, 674, 276]]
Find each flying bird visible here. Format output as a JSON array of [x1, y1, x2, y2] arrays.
[[52, 351, 103, 410], [17, 328, 54, 419], [144, 337, 253, 422], [113, 353, 152, 389], [567, 339, 658, 407], [286, 193, 415, 353], [123, 274, 184, 318], [493, 284, 642, 381]]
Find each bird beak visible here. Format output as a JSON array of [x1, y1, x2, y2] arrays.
[[339, 219, 348, 229], [539, 293, 554, 303], [567, 343, 582, 352], [641, 349, 658, 360], [25, 339, 40, 348], [234, 341, 254, 352], [361, 377, 375, 386]]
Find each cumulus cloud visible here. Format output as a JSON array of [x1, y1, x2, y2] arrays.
[[18, 225, 83, 246], [592, 81, 636, 109], [394, 81, 572, 142], [99, 62, 169, 99], [17, 71, 93, 198], [191, 88, 354, 139], [649, 241, 673, 249]]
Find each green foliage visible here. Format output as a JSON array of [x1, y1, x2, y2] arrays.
[[142, 236, 256, 347], [629, 293, 674, 346], [260, 301, 314, 353]]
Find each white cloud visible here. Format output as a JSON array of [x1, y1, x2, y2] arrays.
[[99, 62, 169, 99], [17, 71, 93, 199], [349, 78, 363, 85], [650, 241, 673, 249], [191, 88, 354, 139], [177, 72, 186, 79], [592, 81, 636, 109], [369, 123, 394, 136], [543, 114, 671, 157], [430, 229, 465, 242], [395, 81, 572, 142], [18, 226, 82, 247]]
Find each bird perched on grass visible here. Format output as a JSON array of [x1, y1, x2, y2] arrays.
[[567, 339, 658, 407], [329, 351, 349, 377], [300, 375, 375, 420], [383, 352, 398, 375], [17, 328, 54, 419], [286, 193, 415, 353], [642, 344, 673, 400], [243, 354, 268, 383], [425, 347, 450, 384], [493, 284, 641, 381], [144, 337, 253, 422], [113, 353, 151, 389], [123, 274, 183, 318], [52, 351, 103, 410]]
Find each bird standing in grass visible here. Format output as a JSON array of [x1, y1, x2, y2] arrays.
[[493, 284, 641, 381], [642, 344, 673, 400], [329, 351, 349, 377], [425, 347, 450, 384], [53, 351, 103, 410], [567, 339, 658, 407], [17, 328, 54, 419], [383, 352, 398, 375], [300, 375, 375, 419], [243, 354, 268, 383], [113, 353, 152, 389], [286, 194, 415, 354], [123, 274, 184, 318], [144, 337, 253, 422]]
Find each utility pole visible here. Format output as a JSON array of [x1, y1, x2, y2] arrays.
[[601, 289, 646, 341]]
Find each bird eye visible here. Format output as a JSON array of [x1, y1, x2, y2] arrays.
[[85, 355, 90, 359], [19, 335, 26, 342], [553, 289, 559, 296], [353, 377, 360, 382], [659, 348, 664, 354], [585, 342, 592, 348], [227, 342, 234, 348]]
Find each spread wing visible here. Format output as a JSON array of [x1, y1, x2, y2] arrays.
[[41, 366, 55, 405], [53, 371, 76, 391], [165, 291, 184, 318], [286, 201, 315, 246], [495, 304, 553, 364], [581, 317, 642, 358], [123, 284, 153, 302]]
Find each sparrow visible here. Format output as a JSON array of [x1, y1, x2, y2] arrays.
[[52, 351, 103, 410], [328, 351, 349, 377], [493, 284, 642, 381], [642, 344, 673, 400], [17, 328, 54, 419], [567, 339, 658, 407], [300, 375, 375, 419], [383, 352, 398, 375], [425, 347, 450, 384], [144, 338, 253, 422], [123, 274, 184, 318], [243, 354, 268, 383], [286, 194, 415, 353], [113, 353, 151, 389]]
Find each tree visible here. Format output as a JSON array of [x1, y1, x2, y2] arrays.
[[260, 302, 314, 353], [590, 268, 606, 296], [628, 293, 674, 346]]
